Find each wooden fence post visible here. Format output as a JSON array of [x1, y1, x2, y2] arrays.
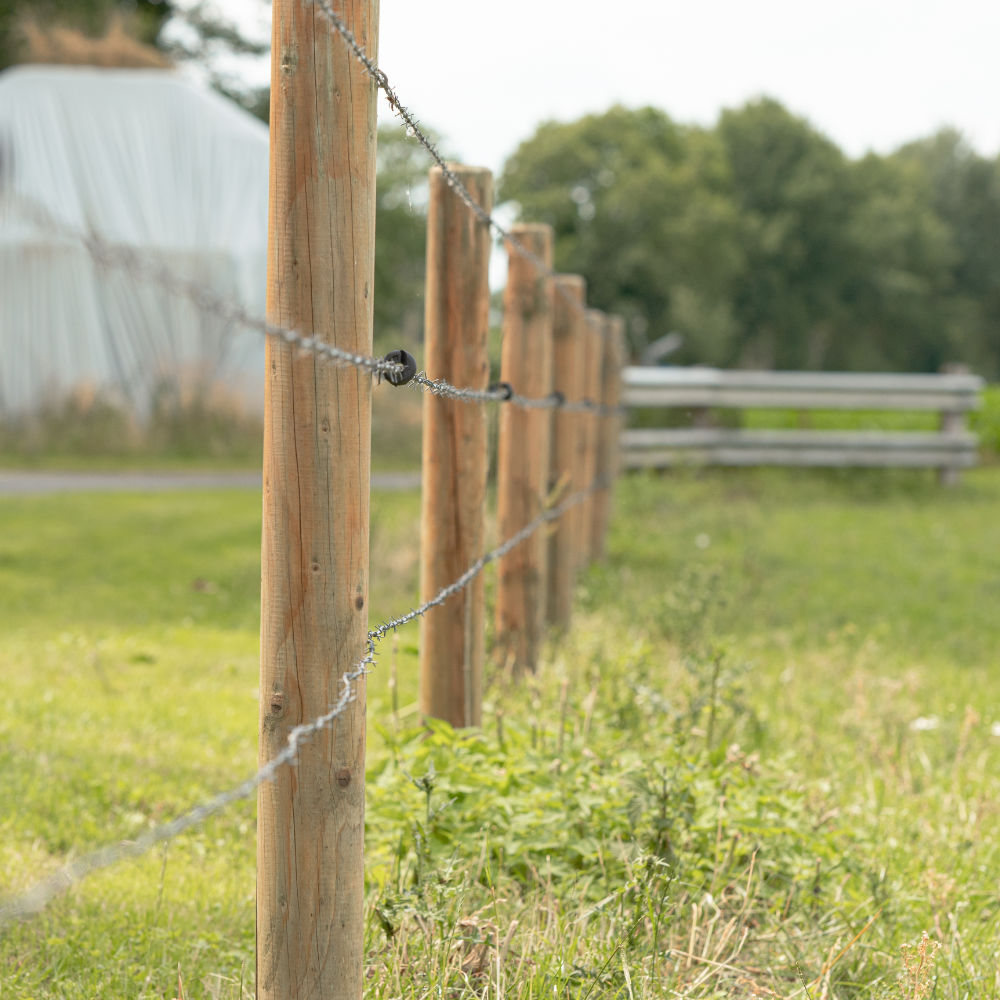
[[577, 308, 605, 568], [495, 223, 554, 673], [591, 314, 626, 560], [258, 1, 377, 998], [419, 164, 493, 727], [546, 274, 587, 628]]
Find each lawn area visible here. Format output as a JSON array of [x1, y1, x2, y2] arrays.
[[1, 467, 998, 998]]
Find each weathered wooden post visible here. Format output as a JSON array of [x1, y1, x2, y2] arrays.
[[257, 1, 377, 997], [591, 314, 626, 560], [419, 164, 493, 727], [495, 224, 554, 672], [546, 274, 587, 628], [577, 308, 605, 568]]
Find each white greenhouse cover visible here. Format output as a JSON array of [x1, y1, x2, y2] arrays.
[[0, 64, 269, 415]]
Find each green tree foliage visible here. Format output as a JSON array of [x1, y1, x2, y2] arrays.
[[839, 153, 958, 372], [499, 101, 1000, 376], [895, 130, 1000, 376], [0, 1, 268, 118], [499, 106, 744, 364], [716, 99, 857, 368], [373, 125, 437, 353], [0, 0, 171, 70]]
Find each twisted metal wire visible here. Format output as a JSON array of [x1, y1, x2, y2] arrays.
[[411, 374, 621, 416], [0, 1, 626, 932], [4, 191, 620, 417], [0, 475, 603, 927], [309, 0, 610, 341], [6, 193, 403, 380]]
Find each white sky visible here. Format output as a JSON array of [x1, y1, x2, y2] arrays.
[[213, 0, 1000, 173], [372, 0, 1000, 173]]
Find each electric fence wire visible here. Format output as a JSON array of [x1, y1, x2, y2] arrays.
[[1, 192, 621, 417], [0, 476, 604, 928], [0, 11, 624, 924], [309, 0, 614, 344]]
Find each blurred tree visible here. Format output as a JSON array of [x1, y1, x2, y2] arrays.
[[500, 98, 994, 375], [1, 1, 269, 118], [0, 0, 171, 70], [895, 130, 1000, 377], [498, 105, 745, 363], [716, 98, 858, 368], [372, 124, 443, 354], [837, 153, 958, 372]]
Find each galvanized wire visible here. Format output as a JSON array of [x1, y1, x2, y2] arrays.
[[411, 374, 620, 416], [0, 7, 625, 933], [309, 0, 611, 342], [3, 191, 620, 416], [6, 193, 403, 381], [0, 475, 603, 927]]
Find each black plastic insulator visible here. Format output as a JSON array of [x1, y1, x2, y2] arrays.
[[489, 381, 514, 400], [549, 391, 565, 407], [382, 349, 417, 386]]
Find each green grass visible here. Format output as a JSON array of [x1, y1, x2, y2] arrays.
[[2, 469, 1000, 997]]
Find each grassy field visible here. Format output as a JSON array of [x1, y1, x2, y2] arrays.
[[1, 467, 999, 998]]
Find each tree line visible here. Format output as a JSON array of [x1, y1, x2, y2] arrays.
[[499, 101, 1000, 376]]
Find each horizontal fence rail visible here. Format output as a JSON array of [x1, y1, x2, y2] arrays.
[[622, 365, 984, 483], [622, 366, 985, 411]]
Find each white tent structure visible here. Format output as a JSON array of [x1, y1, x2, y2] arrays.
[[0, 64, 269, 416]]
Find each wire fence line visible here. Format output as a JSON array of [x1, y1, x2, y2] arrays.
[[410, 374, 621, 416], [0, 7, 626, 933], [2, 191, 621, 418], [309, 0, 614, 344], [0, 475, 605, 928]]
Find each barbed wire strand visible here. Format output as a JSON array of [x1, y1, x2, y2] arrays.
[[2, 192, 621, 417], [0, 475, 603, 928], [0, 1, 623, 933], [309, 0, 611, 342]]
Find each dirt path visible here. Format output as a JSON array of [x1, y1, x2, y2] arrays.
[[0, 470, 420, 495]]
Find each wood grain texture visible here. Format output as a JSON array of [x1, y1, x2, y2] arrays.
[[591, 314, 625, 562], [545, 275, 586, 628], [419, 165, 493, 727], [494, 224, 554, 673], [257, 1, 378, 997], [577, 309, 604, 569]]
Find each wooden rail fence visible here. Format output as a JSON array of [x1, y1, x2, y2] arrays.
[[622, 366, 984, 485]]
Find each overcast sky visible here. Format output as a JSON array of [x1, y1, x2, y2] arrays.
[[218, 1, 1000, 173], [373, 0, 1000, 173]]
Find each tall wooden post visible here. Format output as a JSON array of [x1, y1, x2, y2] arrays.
[[577, 309, 605, 568], [546, 274, 587, 628], [495, 224, 554, 673], [257, 2, 377, 998], [419, 164, 493, 727], [591, 314, 626, 560]]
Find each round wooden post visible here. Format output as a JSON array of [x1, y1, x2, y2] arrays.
[[495, 224, 554, 673], [546, 274, 587, 628], [577, 309, 605, 568], [419, 164, 493, 727], [257, 2, 377, 998], [591, 314, 626, 561]]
